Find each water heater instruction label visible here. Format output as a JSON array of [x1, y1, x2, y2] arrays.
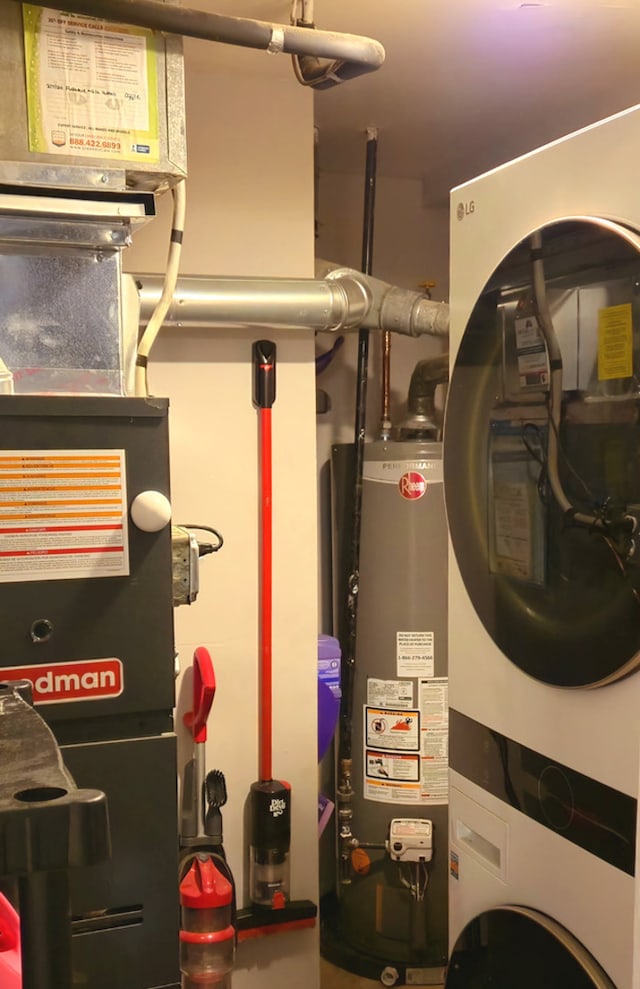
[[0, 450, 129, 582], [419, 677, 448, 804], [396, 631, 434, 677], [365, 750, 420, 783], [367, 678, 414, 709], [23, 5, 159, 161]]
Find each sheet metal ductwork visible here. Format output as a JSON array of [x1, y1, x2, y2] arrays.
[[133, 268, 450, 339]]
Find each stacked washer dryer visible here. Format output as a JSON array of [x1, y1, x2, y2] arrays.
[[444, 104, 640, 989]]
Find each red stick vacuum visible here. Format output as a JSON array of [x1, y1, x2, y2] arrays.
[[248, 341, 291, 910]]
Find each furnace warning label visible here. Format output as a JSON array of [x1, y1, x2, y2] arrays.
[[492, 481, 533, 580], [514, 315, 548, 389], [23, 6, 159, 162], [365, 706, 420, 751], [0, 450, 129, 582]]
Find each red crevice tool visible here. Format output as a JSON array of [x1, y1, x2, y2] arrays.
[[183, 646, 216, 839]]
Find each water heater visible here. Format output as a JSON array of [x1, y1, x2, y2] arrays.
[[324, 436, 448, 986]]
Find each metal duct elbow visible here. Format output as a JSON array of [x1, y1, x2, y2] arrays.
[[400, 353, 449, 439], [317, 261, 450, 338]]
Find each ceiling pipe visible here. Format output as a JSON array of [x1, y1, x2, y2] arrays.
[[15, 0, 385, 90], [132, 270, 450, 339]]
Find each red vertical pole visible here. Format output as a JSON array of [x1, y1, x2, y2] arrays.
[[259, 405, 273, 783]]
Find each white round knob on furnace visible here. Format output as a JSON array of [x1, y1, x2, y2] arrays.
[[130, 490, 172, 532]]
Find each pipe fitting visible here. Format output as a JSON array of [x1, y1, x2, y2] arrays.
[[399, 353, 449, 439], [379, 286, 450, 338], [316, 261, 450, 338], [324, 271, 373, 331]]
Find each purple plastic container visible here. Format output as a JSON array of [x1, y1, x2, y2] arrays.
[[318, 634, 341, 762]]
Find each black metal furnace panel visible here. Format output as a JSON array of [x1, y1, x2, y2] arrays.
[[63, 733, 180, 989], [0, 396, 175, 729]]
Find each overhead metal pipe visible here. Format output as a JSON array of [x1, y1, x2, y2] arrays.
[[14, 0, 385, 90], [132, 271, 450, 338]]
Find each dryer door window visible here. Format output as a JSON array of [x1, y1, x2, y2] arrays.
[[446, 906, 615, 989], [445, 218, 640, 687]]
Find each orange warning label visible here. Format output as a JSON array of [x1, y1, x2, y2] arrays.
[[0, 449, 129, 582]]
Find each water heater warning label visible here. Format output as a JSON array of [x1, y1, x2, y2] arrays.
[[0, 450, 129, 582], [365, 706, 420, 750], [366, 750, 420, 782]]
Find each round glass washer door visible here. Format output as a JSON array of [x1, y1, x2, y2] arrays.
[[445, 218, 640, 687], [446, 906, 615, 989]]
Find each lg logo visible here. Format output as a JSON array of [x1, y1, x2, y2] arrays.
[[456, 201, 475, 221]]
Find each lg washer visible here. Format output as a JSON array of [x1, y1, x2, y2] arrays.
[[444, 104, 640, 987]]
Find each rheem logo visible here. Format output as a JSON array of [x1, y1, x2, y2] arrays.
[[1, 659, 123, 705], [399, 471, 426, 501]]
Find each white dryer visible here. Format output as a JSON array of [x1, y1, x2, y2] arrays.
[[444, 104, 640, 988]]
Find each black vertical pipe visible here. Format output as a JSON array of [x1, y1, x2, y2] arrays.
[[339, 129, 378, 762], [19, 871, 72, 989]]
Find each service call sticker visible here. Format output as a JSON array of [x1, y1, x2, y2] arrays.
[[399, 471, 426, 500], [1, 658, 123, 704]]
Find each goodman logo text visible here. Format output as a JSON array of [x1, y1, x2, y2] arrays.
[[1, 658, 123, 705]]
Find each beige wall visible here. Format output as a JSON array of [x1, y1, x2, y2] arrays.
[[126, 32, 319, 989]]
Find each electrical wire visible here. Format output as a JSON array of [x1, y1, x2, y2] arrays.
[[397, 861, 429, 902], [135, 179, 186, 397], [180, 524, 224, 557], [530, 230, 636, 541], [520, 415, 638, 575]]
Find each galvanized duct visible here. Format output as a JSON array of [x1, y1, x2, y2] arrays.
[[133, 270, 450, 339]]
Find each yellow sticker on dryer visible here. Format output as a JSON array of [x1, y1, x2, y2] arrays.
[[598, 303, 633, 381]]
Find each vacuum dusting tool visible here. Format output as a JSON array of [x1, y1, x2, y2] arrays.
[[180, 648, 236, 988], [249, 341, 292, 910]]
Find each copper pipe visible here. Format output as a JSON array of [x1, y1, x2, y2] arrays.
[[381, 329, 392, 438]]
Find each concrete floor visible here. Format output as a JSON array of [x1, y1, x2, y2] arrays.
[[320, 959, 444, 989], [320, 959, 379, 988]]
